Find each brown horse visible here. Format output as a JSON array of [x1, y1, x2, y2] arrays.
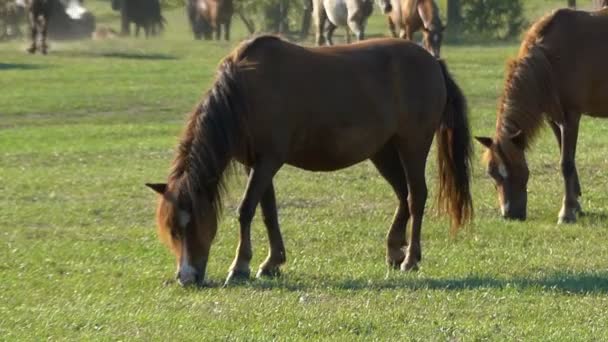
[[377, 0, 444, 58], [187, 0, 232, 40], [26, 0, 53, 54], [476, 8, 608, 223], [146, 36, 472, 287]]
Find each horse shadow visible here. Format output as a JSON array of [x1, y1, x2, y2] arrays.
[[194, 271, 608, 294], [0, 63, 49, 70]]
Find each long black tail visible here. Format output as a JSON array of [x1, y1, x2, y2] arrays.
[[435, 60, 473, 234]]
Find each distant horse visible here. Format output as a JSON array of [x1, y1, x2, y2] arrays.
[[312, 0, 373, 46], [476, 8, 608, 223], [187, 0, 233, 40], [378, 0, 444, 57], [146, 35, 473, 287], [111, 0, 164, 37], [26, 0, 53, 54]]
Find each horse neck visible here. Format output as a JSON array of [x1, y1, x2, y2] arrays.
[[495, 49, 560, 150], [170, 103, 238, 212], [495, 89, 545, 150]]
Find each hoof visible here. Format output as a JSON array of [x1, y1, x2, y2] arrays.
[[27, 47, 36, 54], [558, 207, 577, 224], [223, 269, 250, 287], [386, 248, 406, 270], [400, 255, 420, 272], [558, 215, 576, 224], [256, 267, 281, 279]]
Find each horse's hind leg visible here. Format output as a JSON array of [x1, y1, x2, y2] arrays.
[[225, 159, 283, 285], [347, 20, 364, 41], [312, 0, 327, 45], [557, 114, 583, 224], [395, 135, 433, 271], [371, 143, 410, 269], [256, 182, 286, 278]]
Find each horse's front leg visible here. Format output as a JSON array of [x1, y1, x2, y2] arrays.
[[225, 159, 283, 285], [256, 181, 286, 278], [396, 138, 431, 271], [549, 120, 583, 214], [557, 114, 582, 224], [387, 16, 397, 37], [325, 21, 336, 45]]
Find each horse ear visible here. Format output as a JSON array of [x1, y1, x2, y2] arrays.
[[509, 130, 525, 148], [475, 136, 493, 149], [146, 183, 167, 195]]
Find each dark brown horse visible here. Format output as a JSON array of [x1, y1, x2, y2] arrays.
[[377, 0, 444, 57], [476, 8, 608, 223], [187, 0, 232, 40], [146, 36, 472, 287], [26, 0, 53, 54]]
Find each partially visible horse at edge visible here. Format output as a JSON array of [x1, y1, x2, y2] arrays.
[[312, 0, 373, 45], [146, 35, 473, 287], [378, 0, 444, 57], [476, 8, 608, 223], [187, 0, 233, 40]]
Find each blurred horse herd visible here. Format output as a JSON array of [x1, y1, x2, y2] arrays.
[[5, 0, 606, 55]]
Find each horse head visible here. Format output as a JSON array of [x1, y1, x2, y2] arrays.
[[476, 132, 529, 221], [146, 182, 218, 287], [421, 24, 444, 58]]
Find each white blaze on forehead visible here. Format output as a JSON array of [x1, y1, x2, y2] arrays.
[[498, 162, 508, 179]]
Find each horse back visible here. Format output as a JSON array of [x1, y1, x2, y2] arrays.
[[535, 9, 608, 114], [230, 37, 446, 169]]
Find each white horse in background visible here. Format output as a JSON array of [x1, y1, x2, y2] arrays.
[[312, 0, 373, 45]]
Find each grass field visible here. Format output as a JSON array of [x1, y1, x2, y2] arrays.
[[3, 1, 608, 340]]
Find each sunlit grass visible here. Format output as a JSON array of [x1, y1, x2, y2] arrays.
[[2, 1, 608, 340]]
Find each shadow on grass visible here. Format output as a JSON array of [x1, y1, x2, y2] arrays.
[[211, 271, 608, 294], [0, 63, 49, 70], [96, 52, 178, 60], [53, 51, 178, 60]]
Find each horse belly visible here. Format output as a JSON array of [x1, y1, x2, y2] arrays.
[[286, 125, 391, 172], [324, 0, 348, 26]]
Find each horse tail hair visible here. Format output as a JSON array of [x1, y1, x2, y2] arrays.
[[435, 60, 473, 234]]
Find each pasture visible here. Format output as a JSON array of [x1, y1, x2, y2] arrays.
[[2, 1, 608, 340]]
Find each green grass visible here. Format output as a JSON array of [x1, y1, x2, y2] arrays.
[[2, 1, 608, 340]]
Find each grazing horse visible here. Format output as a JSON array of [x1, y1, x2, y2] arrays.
[[111, 0, 165, 37], [378, 0, 444, 57], [312, 0, 373, 46], [187, 0, 233, 40], [476, 8, 608, 223], [146, 35, 473, 287]]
